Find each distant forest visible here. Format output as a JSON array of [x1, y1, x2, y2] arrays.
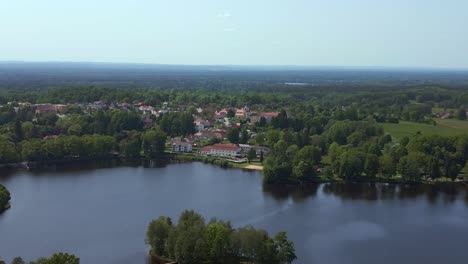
[[1, 62, 468, 92]]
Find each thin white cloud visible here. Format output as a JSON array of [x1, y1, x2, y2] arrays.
[[216, 12, 232, 18]]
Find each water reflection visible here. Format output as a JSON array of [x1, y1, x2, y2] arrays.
[[0, 159, 170, 180], [264, 182, 468, 205], [263, 184, 319, 202]]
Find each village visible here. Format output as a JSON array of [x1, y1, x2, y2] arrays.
[[3, 100, 280, 167]]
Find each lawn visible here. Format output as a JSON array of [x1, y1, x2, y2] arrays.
[[382, 120, 468, 140]]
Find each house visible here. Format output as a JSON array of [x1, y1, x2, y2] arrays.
[[194, 119, 212, 132], [143, 117, 154, 128], [195, 120, 205, 132], [200, 143, 241, 157], [195, 131, 224, 140], [138, 105, 155, 115], [171, 138, 193, 153], [42, 135, 59, 141], [86, 101, 107, 111], [252, 145, 270, 155], [185, 135, 197, 144], [239, 144, 252, 153], [55, 104, 67, 113], [214, 111, 227, 122], [35, 104, 57, 115], [250, 111, 280, 123]]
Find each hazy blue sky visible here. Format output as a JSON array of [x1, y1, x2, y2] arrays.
[[1, 0, 467, 68]]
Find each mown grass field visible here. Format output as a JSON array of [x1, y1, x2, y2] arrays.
[[382, 119, 468, 140], [431, 107, 457, 114]]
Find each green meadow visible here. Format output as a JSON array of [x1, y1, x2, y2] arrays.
[[382, 119, 468, 140]]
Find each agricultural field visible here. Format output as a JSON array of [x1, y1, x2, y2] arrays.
[[382, 119, 468, 140]]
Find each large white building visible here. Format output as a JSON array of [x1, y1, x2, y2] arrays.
[[171, 139, 193, 153], [200, 143, 241, 157]]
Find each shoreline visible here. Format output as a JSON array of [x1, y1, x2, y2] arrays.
[[0, 155, 466, 186]]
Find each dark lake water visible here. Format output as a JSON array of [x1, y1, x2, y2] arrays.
[[1, 161, 468, 264]]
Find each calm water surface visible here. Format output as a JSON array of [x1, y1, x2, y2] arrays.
[[1, 161, 467, 264]]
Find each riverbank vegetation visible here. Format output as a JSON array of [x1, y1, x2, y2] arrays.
[[0, 184, 10, 213], [146, 210, 296, 264]]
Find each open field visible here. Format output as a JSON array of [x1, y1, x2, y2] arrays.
[[435, 118, 468, 130], [382, 120, 468, 140], [432, 107, 457, 114]]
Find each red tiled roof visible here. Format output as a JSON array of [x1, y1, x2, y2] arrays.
[[260, 111, 280, 117], [210, 143, 240, 151]]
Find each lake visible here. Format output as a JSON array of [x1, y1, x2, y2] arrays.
[[1, 161, 467, 264]]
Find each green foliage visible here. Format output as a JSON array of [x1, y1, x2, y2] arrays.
[[456, 108, 467, 120], [338, 151, 365, 179], [247, 148, 257, 163], [8, 253, 79, 264], [33, 253, 79, 264], [11, 257, 25, 264], [142, 129, 167, 158], [119, 132, 142, 158], [0, 136, 20, 164], [146, 216, 173, 256], [159, 112, 194, 137], [0, 184, 11, 213], [147, 210, 296, 264], [226, 127, 240, 144]]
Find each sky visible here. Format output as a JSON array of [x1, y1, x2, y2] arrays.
[[1, 0, 468, 68]]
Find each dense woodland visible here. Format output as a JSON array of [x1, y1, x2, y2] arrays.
[[146, 210, 296, 264]]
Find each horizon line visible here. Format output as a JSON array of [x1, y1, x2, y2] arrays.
[[1, 60, 468, 72]]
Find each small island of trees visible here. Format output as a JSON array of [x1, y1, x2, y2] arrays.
[[146, 210, 297, 264]]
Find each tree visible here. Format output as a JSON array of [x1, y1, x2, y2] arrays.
[[274, 231, 297, 264], [14, 119, 23, 142], [380, 153, 396, 177], [255, 133, 266, 145], [294, 146, 321, 165], [292, 161, 315, 182], [231, 226, 268, 263], [226, 128, 240, 144], [146, 216, 173, 256], [31, 253, 79, 264], [247, 148, 257, 163], [21, 139, 44, 161], [398, 154, 421, 182], [260, 150, 264, 163], [67, 124, 82, 136], [240, 129, 249, 144], [119, 132, 141, 158], [227, 109, 235, 118], [168, 210, 206, 264], [11, 257, 25, 264], [142, 129, 167, 158], [205, 220, 233, 263], [364, 154, 379, 177], [0, 184, 11, 213], [338, 151, 364, 179], [0, 138, 20, 164], [456, 108, 467, 120]]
